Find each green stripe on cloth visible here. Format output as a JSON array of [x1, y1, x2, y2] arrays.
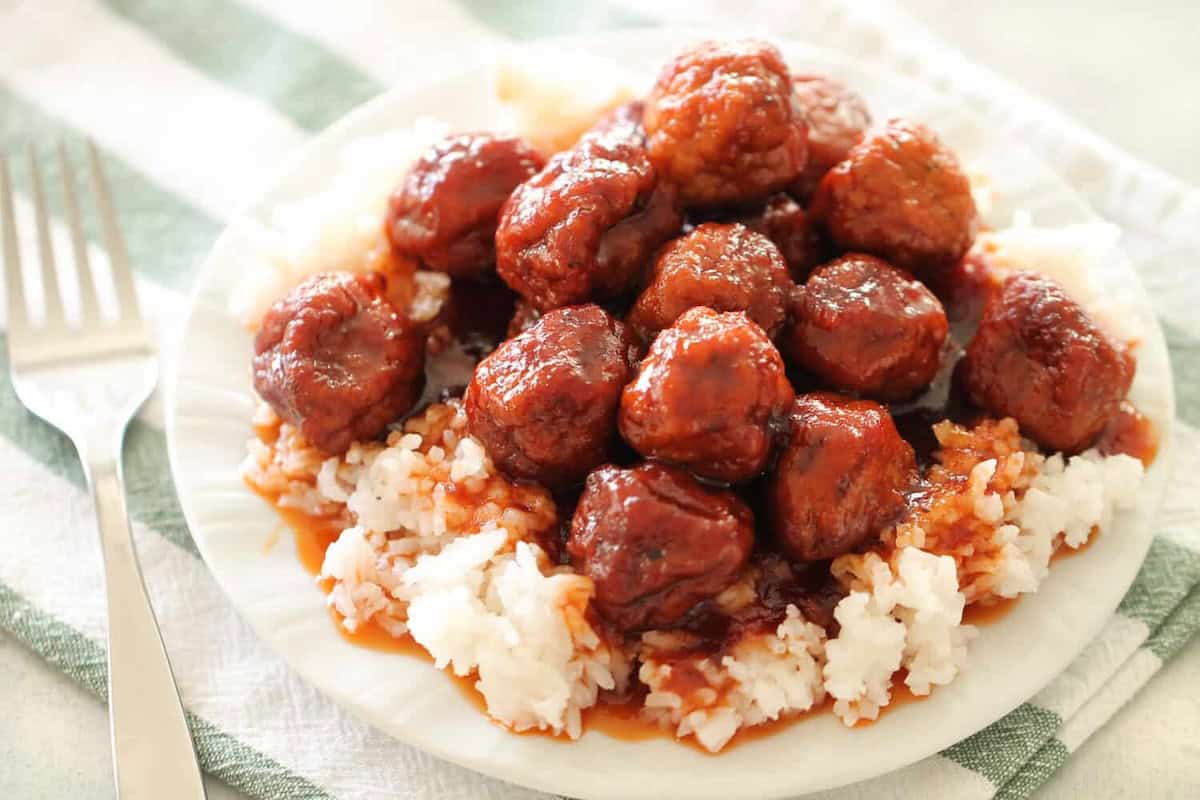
[[993, 737, 1070, 800], [964, 545, 1200, 796], [0, 338, 84, 486], [456, 0, 654, 39], [996, 588, 1200, 796], [1164, 321, 1200, 426], [0, 581, 107, 697], [0, 83, 218, 293], [0, 335, 197, 555], [1117, 536, 1200, 629], [123, 422, 196, 554], [1144, 583, 1200, 661], [0, 579, 333, 799], [941, 703, 1061, 786], [102, 0, 383, 132]]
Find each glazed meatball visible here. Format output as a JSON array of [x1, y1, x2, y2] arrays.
[[810, 118, 978, 276], [628, 223, 793, 341], [739, 194, 828, 281], [960, 271, 1135, 453], [784, 254, 948, 400], [768, 393, 916, 562], [495, 109, 681, 311], [465, 304, 636, 488], [587, 98, 646, 140], [789, 75, 872, 201], [644, 40, 807, 209], [620, 307, 795, 483], [506, 298, 542, 338], [253, 272, 425, 454], [568, 462, 754, 631], [386, 133, 544, 280]]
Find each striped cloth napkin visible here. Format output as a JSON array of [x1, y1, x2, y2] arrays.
[[0, 1, 1196, 798]]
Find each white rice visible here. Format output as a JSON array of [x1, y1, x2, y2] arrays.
[[994, 449, 1144, 597], [237, 106, 1151, 748], [824, 547, 975, 725], [823, 590, 907, 726], [305, 402, 615, 737], [826, 417, 1142, 729], [403, 528, 619, 738], [494, 47, 639, 156], [639, 606, 828, 752]]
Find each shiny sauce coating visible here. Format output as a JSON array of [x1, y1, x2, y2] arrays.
[[248, 44, 1163, 749]]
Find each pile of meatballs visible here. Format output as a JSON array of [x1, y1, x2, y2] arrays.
[[252, 41, 1136, 637]]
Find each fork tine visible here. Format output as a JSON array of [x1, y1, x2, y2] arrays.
[[27, 145, 67, 332], [85, 139, 141, 325], [0, 153, 30, 336], [58, 142, 101, 328]]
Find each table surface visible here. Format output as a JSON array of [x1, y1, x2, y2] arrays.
[[2, 2, 1198, 798]]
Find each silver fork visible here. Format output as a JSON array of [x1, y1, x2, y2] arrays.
[[1, 143, 206, 799]]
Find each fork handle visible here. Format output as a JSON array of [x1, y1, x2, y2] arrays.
[[90, 461, 208, 799]]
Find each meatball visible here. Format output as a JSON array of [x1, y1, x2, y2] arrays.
[[784, 254, 948, 400], [768, 393, 916, 562], [495, 109, 681, 311], [644, 40, 807, 209], [628, 223, 793, 341], [739, 194, 828, 281], [506, 298, 542, 338], [386, 133, 544, 280], [620, 307, 795, 483], [252, 272, 426, 454], [585, 104, 684, 296], [960, 271, 1135, 453], [465, 304, 636, 488], [588, 98, 645, 140], [789, 75, 872, 201], [810, 118, 978, 276], [568, 462, 754, 631]]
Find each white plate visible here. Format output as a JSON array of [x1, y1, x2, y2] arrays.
[[166, 29, 1174, 800]]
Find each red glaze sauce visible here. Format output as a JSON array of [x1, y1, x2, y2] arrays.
[[962, 596, 1019, 626], [247, 242, 1160, 752], [850, 674, 923, 728], [1096, 402, 1159, 466]]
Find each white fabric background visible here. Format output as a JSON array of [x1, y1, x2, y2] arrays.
[[0, 1, 1196, 798]]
